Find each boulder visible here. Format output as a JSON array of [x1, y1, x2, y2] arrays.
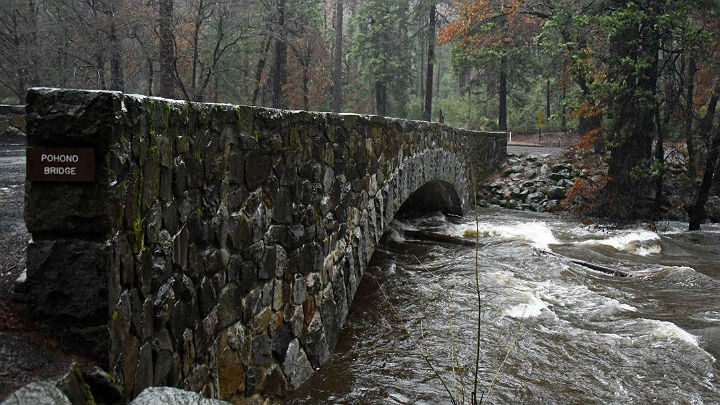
[[282, 339, 313, 389], [705, 196, 720, 222], [130, 387, 232, 405], [546, 186, 566, 200], [1, 382, 71, 405]]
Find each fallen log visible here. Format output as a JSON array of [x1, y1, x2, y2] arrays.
[[567, 258, 630, 277], [543, 250, 630, 277], [404, 230, 479, 247]]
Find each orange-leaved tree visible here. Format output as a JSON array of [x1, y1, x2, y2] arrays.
[[438, 0, 543, 130]]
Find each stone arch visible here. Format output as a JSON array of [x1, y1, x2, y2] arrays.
[[22, 89, 505, 403], [305, 147, 470, 372], [397, 180, 465, 217]]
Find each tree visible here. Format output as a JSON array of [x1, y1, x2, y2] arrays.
[[422, 2, 436, 122], [354, 0, 412, 116], [0, 0, 40, 102], [601, 0, 662, 217], [331, 0, 343, 112], [158, 0, 175, 98], [438, 0, 543, 130]]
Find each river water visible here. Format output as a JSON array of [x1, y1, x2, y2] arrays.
[[287, 207, 720, 404]]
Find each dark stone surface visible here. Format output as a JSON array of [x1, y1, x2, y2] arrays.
[[23, 89, 505, 403]]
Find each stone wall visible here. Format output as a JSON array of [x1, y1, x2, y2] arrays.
[[24, 88, 505, 403], [0, 104, 26, 140]]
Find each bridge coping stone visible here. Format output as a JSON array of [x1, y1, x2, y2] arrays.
[[23, 88, 506, 402]]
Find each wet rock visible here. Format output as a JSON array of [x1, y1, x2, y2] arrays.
[[551, 163, 572, 173], [83, 366, 123, 404], [1, 382, 72, 405], [292, 274, 306, 305], [56, 362, 92, 405], [282, 339, 313, 389], [546, 185, 567, 200], [301, 313, 329, 368], [548, 172, 567, 181], [130, 387, 232, 405]]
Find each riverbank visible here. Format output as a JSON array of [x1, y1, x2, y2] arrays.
[[480, 146, 720, 225]]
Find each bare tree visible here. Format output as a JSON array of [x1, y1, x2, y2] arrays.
[[331, 0, 343, 112], [158, 0, 175, 98]]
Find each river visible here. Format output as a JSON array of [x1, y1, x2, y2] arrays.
[[287, 207, 720, 404]]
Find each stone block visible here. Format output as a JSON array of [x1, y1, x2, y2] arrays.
[[26, 239, 109, 325], [282, 339, 312, 390]]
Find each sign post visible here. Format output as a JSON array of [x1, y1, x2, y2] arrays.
[[27, 147, 96, 182], [537, 112, 543, 142]]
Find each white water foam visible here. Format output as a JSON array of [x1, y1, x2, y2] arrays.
[[503, 292, 548, 319], [460, 221, 559, 250], [646, 320, 700, 347], [578, 229, 661, 256], [632, 266, 696, 280]]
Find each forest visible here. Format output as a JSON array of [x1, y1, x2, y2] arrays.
[[2, 0, 720, 225]]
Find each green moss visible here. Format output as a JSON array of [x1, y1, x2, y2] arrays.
[[83, 380, 96, 405], [237, 106, 253, 132], [131, 213, 145, 254], [111, 309, 119, 321], [372, 127, 383, 139], [289, 126, 301, 149], [312, 203, 323, 223]]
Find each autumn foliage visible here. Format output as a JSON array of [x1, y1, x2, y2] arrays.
[[437, 0, 542, 52]]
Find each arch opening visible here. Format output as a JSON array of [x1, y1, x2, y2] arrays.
[[396, 180, 464, 219]]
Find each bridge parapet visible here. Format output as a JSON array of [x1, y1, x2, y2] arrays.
[[23, 88, 505, 402]]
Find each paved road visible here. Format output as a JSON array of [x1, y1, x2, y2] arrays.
[[0, 141, 27, 293], [0, 140, 78, 400], [507, 144, 563, 156]]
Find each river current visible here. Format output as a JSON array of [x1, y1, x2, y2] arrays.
[[287, 207, 720, 404]]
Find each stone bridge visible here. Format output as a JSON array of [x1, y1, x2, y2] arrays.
[[23, 89, 505, 403]]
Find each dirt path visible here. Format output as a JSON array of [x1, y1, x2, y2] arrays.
[[0, 141, 27, 300], [0, 140, 79, 400]]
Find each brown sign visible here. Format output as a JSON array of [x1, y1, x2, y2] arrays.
[[27, 147, 95, 182]]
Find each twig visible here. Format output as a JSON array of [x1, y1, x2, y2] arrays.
[[471, 170, 483, 405]]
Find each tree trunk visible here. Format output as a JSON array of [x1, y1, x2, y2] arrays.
[[688, 81, 720, 229], [419, 34, 425, 100], [271, 0, 288, 109], [375, 81, 387, 116], [302, 64, 310, 111], [546, 78, 551, 119], [561, 83, 567, 132], [684, 56, 697, 180], [689, 128, 720, 230], [498, 55, 507, 130], [158, 0, 175, 98], [331, 0, 343, 112], [190, 0, 206, 101], [147, 58, 154, 96], [655, 58, 682, 206], [605, 0, 660, 218], [422, 4, 435, 122], [252, 36, 273, 105], [10, 13, 25, 100], [109, 18, 124, 91]]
